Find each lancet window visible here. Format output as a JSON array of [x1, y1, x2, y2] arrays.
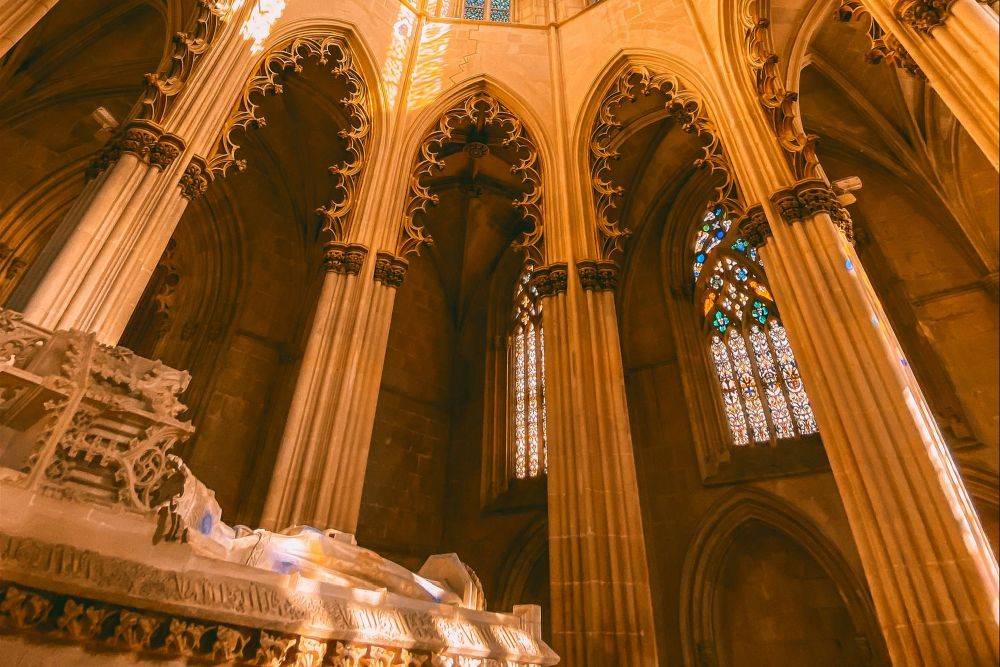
[[694, 207, 818, 447], [510, 268, 546, 478], [463, 0, 512, 22]]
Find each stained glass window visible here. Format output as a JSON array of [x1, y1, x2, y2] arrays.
[[510, 268, 546, 478], [464, 0, 511, 22], [693, 208, 818, 447]]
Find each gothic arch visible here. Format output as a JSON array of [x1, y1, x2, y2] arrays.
[[390, 82, 547, 264], [679, 488, 888, 666], [495, 515, 549, 613]]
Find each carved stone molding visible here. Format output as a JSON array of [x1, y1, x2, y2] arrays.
[[373, 251, 409, 288], [895, 0, 958, 31], [0, 581, 535, 666], [322, 242, 368, 275], [769, 179, 855, 243], [137, 0, 230, 123], [399, 91, 544, 262], [590, 65, 743, 262], [86, 121, 186, 182], [737, 205, 772, 247], [206, 32, 372, 245], [738, 1, 821, 180], [178, 156, 210, 200], [528, 262, 568, 298], [576, 259, 619, 292], [837, 1, 926, 78]]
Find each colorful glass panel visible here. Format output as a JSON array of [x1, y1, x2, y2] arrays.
[[511, 268, 547, 479], [711, 335, 749, 446]]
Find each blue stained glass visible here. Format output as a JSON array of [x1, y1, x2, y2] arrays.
[[715, 229, 725, 239], [696, 253, 706, 263], [712, 311, 730, 333], [463, 0, 485, 19], [735, 267, 748, 282], [489, 0, 511, 21], [752, 300, 769, 325], [732, 238, 748, 253]]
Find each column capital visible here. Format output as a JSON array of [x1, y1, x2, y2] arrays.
[[737, 205, 772, 247], [322, 242, 368, 275], [85, 121, 187, 182], [178, 156, 210, 201], [895, 0, 958, 32], [769, 179, 855, 243], [576, 259, 618, 292], [528, 262, 568, 298], [373, 251, 408, 288]]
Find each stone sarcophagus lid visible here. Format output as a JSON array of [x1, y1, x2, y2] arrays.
[[0, 310, 192, 509], [0, 311, 558, 666]]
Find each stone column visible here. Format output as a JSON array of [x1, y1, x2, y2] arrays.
[[261, 250, 404, 534], [7, 123, 189, 343], [862, 0, 999, 168], [537, 261, 659, 665], [742, 181, 999, 664], [0, 0, 57, 57]]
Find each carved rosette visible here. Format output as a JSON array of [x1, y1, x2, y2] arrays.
[[576, 260, 619, 292], [590, 65, 744, 262], [738, 205, 773, 247], [206, 32, 372, 246], [770, 179, 855, 243], [738, 1, 821, 179], [400, 91, 544, 264], [86, 121, 186, 182], [373, 251, 409, 288], [528, 262, 569, 298], [837, 1, 926, 78], [323, 242, 368, 275]]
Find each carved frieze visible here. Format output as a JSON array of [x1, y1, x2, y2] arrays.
[[577, 260, 619, 292], [770, 180, 855, 243], [529, 263, 569, 298], [323, 243, 368, 275], [373, 252, 409, 288], [590, 65, 743, 262], [400, 91, 544, 263]]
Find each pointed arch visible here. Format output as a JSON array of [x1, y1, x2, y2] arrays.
[[680, 488, 889, 665]]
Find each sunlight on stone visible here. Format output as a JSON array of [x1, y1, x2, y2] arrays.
[[241, 0, 285, 54]]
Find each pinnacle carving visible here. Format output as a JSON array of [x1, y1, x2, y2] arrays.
[[323, 242, 368, 275], [373, 252, 409, 288], [577, 260, 619, 292]]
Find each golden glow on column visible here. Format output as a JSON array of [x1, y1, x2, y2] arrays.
[[381, 6, 416, 110], [241, 0, 286, 54], [407, 20, 452, 112]]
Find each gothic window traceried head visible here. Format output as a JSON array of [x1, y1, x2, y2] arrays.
[[510, 267, 546, 478], [463, 0, 511, 22], [694, 207, 818, 447]]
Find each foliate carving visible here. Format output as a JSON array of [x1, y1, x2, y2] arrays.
[[739, 1, 821, 180], [401, 91, 544, 262], [179, 156, 210, 200], [86, 121, 186, 182], [56, 599, 112, 641], [208, 32, 372, 246], [163, 618, 208, 656], [576, 260, 619, 292], [0, 586, 51, 629], [738, 205, 772, 247], [136, 0, 229, 123], [895, 0, 957, 32], [770, 179, 855, 243], [590, 65, 743, 261], [212, 625, 251, 661], [254, 631, 297, 666], [837, 1, 926, 78], [528, 263, 569, 298], [294, 636, 328, 666], [373, 252, 409, 288], [323, 242, 369, 275], [112, 610, 159, 650]]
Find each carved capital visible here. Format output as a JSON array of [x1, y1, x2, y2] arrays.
[[895, 0, 957, 32], [528, 262, 569, 298], [738, 205, 772, 247], [373, 251, 409, 288], [577, 259, 619, 292], [323, 242, 368, 275], [770, 179, 854, 243], [179, 156, 210, 200], [149, 133, 185, 170], [86, 121, 187, 182]]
